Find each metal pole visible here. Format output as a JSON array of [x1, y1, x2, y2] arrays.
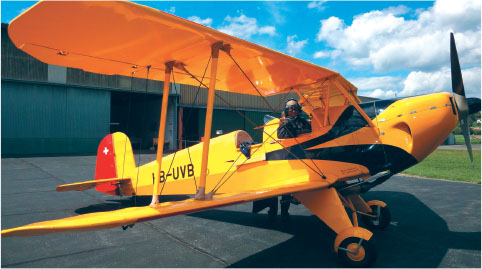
[[150, 62, 173, 206]]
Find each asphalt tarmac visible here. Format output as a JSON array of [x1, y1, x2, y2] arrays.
[[1, 155, 480, 267]]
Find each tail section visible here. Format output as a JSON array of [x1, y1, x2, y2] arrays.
[[95, 132, 136, 195]]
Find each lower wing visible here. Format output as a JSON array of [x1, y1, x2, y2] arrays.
[[2, 179, 329, 237]]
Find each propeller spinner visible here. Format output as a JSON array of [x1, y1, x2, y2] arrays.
[[450, 32, 481, 167]]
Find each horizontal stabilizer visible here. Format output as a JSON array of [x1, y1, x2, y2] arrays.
[[2, 179, 329, 237], [56, 178, 130, 192]]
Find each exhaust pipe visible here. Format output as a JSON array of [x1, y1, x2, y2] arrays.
[[337, 172, 393, 195]]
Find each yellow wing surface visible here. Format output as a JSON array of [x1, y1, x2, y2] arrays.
[[8, 1, 357, 106], [2, 179, 329, 237]]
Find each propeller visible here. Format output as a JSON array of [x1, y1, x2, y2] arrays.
[[450, 32, 481, 167]]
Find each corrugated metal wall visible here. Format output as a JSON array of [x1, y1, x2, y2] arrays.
[[67, 68, 166, 94], [1, 25, 48, 82], [184, 108, 277, 144], [179, 84, 297, 111], [2, 80, 110, 156]]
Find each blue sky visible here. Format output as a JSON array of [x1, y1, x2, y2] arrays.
[[2, 1, 480, 98]]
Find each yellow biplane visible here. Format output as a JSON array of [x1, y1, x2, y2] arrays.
[[2, 1, 480, 267]]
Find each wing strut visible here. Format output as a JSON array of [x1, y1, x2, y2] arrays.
[[150, 62, 174, 206], [332, 78, 377, 130], [195, 41, 226, 200], [324, 86, 331, 126], [294, 88, 323, 128]]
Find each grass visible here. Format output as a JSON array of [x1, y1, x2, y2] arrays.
[[455, 134, 481, 145], [402, 149, 481, 184]]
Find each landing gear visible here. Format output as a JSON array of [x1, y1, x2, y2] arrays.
[[293, 189, 380, 267], [361, 203, 391, 230], [338, 237, 377, 267]]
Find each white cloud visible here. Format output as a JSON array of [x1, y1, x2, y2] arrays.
[[367, 89, 398, 99], [286, 35, 308, 56], [264, 2, 288, 24], [352, 76, 402, 98], [355, 66, 481, 99], [381, 5, 411, 16], [259, 26, 276, 36], [166, 6, 175, 13], [308, 1, 327, 11], [427, 0, 481, 32], [218, 14, 276, 39], [316, 0, 481, 72], [188, 16, 213, 27], [313, 50, 330, 59], [350, 76, 402, 91], [401, 67, 481, 98]]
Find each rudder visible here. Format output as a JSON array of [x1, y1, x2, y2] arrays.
[[95, 132, 136, 195]]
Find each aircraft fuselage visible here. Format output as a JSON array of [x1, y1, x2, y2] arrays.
[[113, 92, 458, 197]]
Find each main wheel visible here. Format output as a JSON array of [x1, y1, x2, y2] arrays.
[[338, 237, 377, 267], [362, 204, 391, 230]]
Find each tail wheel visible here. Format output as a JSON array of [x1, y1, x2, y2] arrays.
[[338, 237, 377, 267], [362, 204, 391, 230]]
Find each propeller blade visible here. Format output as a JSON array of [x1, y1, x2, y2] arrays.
[[460, 118, 474, 167], [450, 32, 474, 167], [450, 33, 466, 97]]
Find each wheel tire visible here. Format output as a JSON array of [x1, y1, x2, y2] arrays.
[[338, 237, 377, 267], [362, 204, 391, 230]]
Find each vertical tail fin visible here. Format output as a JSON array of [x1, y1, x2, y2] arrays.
[[95, 132, 136, 195]]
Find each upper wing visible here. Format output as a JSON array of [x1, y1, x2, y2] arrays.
[[2, 179, 329, 237], [8, 1, 357, 103]]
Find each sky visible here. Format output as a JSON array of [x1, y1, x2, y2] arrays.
[[1, 0, 481, 98]]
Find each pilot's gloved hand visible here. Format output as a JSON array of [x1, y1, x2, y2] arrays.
[[284, 116, 296, 125], [284, 117, 298, 137]]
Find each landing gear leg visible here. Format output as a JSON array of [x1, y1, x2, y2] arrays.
[[347, 195, 391, 230], [293, 188, 377, 267], [361, 201, 391, 230]]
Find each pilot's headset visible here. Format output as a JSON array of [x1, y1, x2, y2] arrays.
[[284, 98, 302, 116]]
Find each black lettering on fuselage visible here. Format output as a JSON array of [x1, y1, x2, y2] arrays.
[[188, 164, 194, 177], [173, 167, 179, 180], [159, 164, 195, 182], [180, 165, 186, 178]]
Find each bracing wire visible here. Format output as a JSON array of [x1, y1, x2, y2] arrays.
[[179, 57, 326, 181], [225, 52, 326, 179], [182, 56, 212, 193], [155, 57, 212, 198], [209, 151, 245, 193], [134, 66, 151, 202], [123, 72, 136, 205], [226, 53, 276, 112], [157, 67, 183, 198], [177, 64, 326, 193], [210, 127, 281, 194]]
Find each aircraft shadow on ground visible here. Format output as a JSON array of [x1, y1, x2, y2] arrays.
[[74, 195, 190, 214], [187, 191, 480, 268]]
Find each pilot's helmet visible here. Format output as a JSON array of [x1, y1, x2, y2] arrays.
[[284, 98, 302, 114]]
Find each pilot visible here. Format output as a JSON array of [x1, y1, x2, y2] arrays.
[[252, 195, 299, 221], [277, 98, 311, 139], [252, 98, 309, 221]]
